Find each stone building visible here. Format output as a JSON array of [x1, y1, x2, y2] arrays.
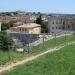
[[48, 15, 65, 33], [48, 15, 75, 33]]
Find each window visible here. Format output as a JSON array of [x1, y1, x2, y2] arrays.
[[52, 27, 54, 29], [20, 28, 21, 31], [56, 27, 57, 29], [53, 21, 54, 24], [56, 22, 58, 24], [25, 28, 27, 32], [22, 28, 24, 31], [63, 27, 64, 29], [68, 25, 70, 29], [59, 27, 61, 29], [63, 22, 64, 25]]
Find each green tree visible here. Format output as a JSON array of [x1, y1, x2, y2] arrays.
[[1, 21, 16, 31], [41, 22, 48, 33], [0, 32, 14, 51], [36, 15, 42, 24], [1, 23, 10, 31], [36, 14, 48, 33], [8, 20, 16, 27]]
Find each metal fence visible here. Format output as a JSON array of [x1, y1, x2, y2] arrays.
[[0, 31, 75, 65]]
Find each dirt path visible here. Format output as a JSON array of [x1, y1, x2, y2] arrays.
[[0, 41, 75, 73]]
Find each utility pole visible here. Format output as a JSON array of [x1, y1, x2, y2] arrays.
[[42, 29, 45, 48], [64, 17, 67, 43], [8, 45, 11, 61], [27, 34, 32, 53], [55, 33, 56, 45]]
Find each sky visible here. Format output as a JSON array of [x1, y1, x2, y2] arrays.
[[0, 0, 75, 14]]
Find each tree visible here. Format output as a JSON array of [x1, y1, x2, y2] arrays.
[[36, 15, 42, 24], [41, 22, 48, 33], [1, 23, 10, 31], [1, 21, 16, 31], [8, 20, 16, 27], [0, 32, 14, 51], [6, 12, 11, 16], [35, 14, 48, 33]]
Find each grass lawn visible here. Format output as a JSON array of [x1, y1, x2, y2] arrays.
[[0, 34, 75, 65], [1, 43, 75, 75], [31, 34, 75, 55], [0, 51, 30, 65]]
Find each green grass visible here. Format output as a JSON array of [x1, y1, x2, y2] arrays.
[[0, 34, 75, 65], [1, 43, 75, 75], [0, 51, 30, 65], [31, 34, 75, 55]]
